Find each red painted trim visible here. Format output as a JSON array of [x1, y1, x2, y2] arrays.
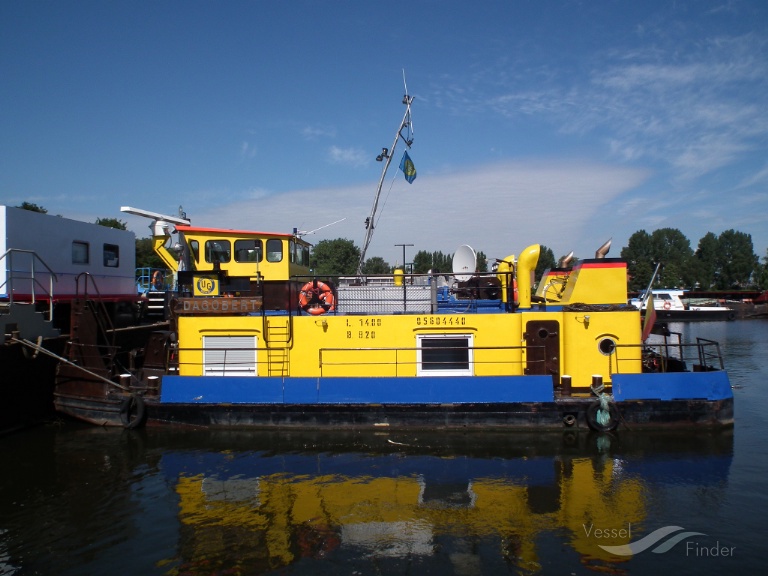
[[574, 261, 626, 270], [174, 225, 295, 239]]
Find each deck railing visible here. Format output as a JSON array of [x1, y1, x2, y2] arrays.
[[171, 344, 541, 377], [318, 345, 531, 377], [169, 338, 725, 379], [0, 248, 58, 321], [615, 335, 724, 374]]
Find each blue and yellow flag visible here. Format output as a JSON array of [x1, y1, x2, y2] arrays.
[[399, 151, 417, 184]]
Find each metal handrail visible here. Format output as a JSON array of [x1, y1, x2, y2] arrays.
[[170, 343, 536, 376], [319, 344, 534, 377], [696, 337, 724, 370], [614, 339, 725, 373], [164, 340, 727, 377], [73, 272, 116, 335], [0, 248, 58, 321]]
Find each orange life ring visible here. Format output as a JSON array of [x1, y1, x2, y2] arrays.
[[299, 281, 335, 315], [152, 270, 163, 290], [663, 301, 671, 310]]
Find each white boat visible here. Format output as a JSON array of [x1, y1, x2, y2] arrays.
[[629, 289, 736, 321]]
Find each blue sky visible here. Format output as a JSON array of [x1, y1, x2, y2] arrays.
[[2, 0, 767, 268]]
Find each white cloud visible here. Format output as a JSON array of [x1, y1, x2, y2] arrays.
[[328, 145, 369, 168], [240, 141, 257, 159], [301, 124, 337, 140], [195, 160, 649, 265]]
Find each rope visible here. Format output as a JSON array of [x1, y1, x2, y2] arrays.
[[375, 171, 400, 229], [11, 337, 130, 392]]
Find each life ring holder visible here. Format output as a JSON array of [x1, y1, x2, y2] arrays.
[[663, 301, 671, 310], [119, 394, 146, 429], [585, 399, 620, 432], [299, 281, 336, 315]]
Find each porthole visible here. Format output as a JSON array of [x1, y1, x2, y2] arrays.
[[598, 337, 616, 356]]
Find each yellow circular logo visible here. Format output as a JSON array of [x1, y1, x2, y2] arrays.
[[196, 276, 216, 295]]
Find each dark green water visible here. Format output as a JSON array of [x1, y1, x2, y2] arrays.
[[1, 320, 765, 575]]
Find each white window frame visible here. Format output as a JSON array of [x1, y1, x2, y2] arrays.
[[203, 335, 257, 376], [416, 334, 474, 377]]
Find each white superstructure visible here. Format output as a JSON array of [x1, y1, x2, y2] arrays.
[[1, 206, 137, 301]]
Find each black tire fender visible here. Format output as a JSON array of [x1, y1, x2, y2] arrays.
[[586, 400, 619, 432], [119, 394, 146, 429]]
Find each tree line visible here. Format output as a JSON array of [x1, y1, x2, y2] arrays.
[[309, 228, 768, 291], [17, 203, 768, 290], [620, 228, 764, 291]]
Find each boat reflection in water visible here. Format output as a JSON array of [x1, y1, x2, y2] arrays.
[[145, 428, 733, 574]]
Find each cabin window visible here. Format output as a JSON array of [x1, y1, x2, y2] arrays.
[[266, 238, 283, 263], [72, 241, 89, 264], [291, 241, 310, 267], [202, 335, 257, 376], [205, 240, 231, 264], [103, 244, 119, 267], [188, 240, 199, 263], [234, 239, 262, 263], [416, 334, 474, 376]]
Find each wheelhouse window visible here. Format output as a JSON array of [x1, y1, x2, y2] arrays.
[[291, 241, 310, 266], [205, 240, 231, 264], [103, 244, 119, 267], [416, 334, 474, 376], [234, 239, 262, 263], [188, 240, 200, 264], [72, 241, 89, 264], [266, 238, 283, 263], [202, 335, 257, 376]]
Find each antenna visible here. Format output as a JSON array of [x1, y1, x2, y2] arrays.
[[294, 217, 346, 237], [402, 69, 414, 140], [121, 206, 190, 225], [356, 81, 414, 275], [121, 206, 191, 237]]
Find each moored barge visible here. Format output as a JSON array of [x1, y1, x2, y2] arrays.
[[52, 208, 733, 432]]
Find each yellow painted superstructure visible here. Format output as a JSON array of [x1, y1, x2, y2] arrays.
[[175, 306, 642, 387], [156, 228, 642, 388], [558, 260, 629, 305], [154, 224, 312, 282]]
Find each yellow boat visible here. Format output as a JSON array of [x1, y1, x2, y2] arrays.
[[52, 207, 733, 431]]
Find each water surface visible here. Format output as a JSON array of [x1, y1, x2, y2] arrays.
[[1, 319, 765, 575]]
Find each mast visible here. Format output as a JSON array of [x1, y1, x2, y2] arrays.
[[356, 91, 414, 275]]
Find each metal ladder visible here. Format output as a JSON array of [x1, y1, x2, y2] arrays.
[[263, 316, 291, 376]]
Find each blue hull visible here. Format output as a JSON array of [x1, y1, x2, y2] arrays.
[[55, 372, 734, 431]]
